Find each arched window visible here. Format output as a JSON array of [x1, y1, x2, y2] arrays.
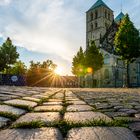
[[104, 54, 110, 64], [90, 12, 93, 20], [104, 69, 109, 79], [95, 22, 98, 28], [105, 10, 107, 18], [95, 10, 98, 19], [108, 13, 110, 20], [91, 23, 93, 30]]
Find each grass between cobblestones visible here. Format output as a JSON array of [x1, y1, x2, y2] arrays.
[[11, 119, 130, 137], [8, 90, 131, 137], [11, 89, 130, 137], [38, 90, 63, 105], [11, 120, 46, 128], [0, 112, 19, 120]]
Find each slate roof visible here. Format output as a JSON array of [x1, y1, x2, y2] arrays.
[[87, 0, 112, 12], [115, 12, 125, 23]]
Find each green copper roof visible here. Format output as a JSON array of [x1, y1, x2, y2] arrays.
[[115, 12, 125, 23], [87, 0, 112, 12]]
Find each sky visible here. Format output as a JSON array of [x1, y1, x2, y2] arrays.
[[0, 0, 140, 75]]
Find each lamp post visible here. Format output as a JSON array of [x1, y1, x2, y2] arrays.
[[114, 62, 117, 88], [98, 44, 102, 87]]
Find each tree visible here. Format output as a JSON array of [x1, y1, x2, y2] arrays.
[[4, 61, 27, 75], [85, 41, 103, 74], [72, 47, 85, 76], [0, 37, 19, 72], [26, 60, 57, 86], [114, 14, 140, 87]]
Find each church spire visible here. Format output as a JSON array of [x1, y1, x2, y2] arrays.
[[87, 0, 113, 12], [121, 0, 123, 12]]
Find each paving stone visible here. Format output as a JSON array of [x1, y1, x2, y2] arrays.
[[0, 93, 20, 100], [48, 99, 63, 102], [32, 95, 49, 99], [65, 98, 80, 101], [0, 128, 63, 140], [0, 105, 26, 116], [22, 97, 40, 102], [14, 112, 61, 125], [104, 112, 128, 118], [114, 106, 124, 110], [67, 105, 93, 112], [64, 112, 112, 123], [4, 99, 37, 108], [119, 108, 138, 115], [0, 117, 10, 128], [43, 101, 63, 105], [67, 100, 86, 105], [52, 93, 64, 99], [34, 105, 63, 112], [95, 103, 113, 109], [129, 122, 140, 132], [66, 127, 138, 140]]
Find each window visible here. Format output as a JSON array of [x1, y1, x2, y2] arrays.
[[90, 12, 93, 20], [91, 23, 93, 30], [95, 22, 98, 28], [104, 69, 109, 79], [108, 13, 110, 20], [95, 10, 98, 19], [105, 10, 107, 18], [104, 54, 110, 64]]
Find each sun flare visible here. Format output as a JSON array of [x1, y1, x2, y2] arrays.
[[54, 67, 63, 75]]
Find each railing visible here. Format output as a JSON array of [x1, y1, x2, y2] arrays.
[[0, 74, 26, 86]]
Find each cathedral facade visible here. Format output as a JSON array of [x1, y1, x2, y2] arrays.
[[85, 0, 140, 87]]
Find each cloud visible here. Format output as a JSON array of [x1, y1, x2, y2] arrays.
[[0, 0, 85, 63], [0, 0, 140, 75], [0, 0, 11, 5]]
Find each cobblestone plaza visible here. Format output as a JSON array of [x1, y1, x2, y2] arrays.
[[0, 86, 140, 139]]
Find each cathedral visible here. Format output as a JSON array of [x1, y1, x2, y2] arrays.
[[85, 0, 140, 87]]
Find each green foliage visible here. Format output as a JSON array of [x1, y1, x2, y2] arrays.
[[26, 60, 57, 86], [3, 61, 27, 75], [72, 47, 86, 76], [72, 42, 103, 77], [12, 120, 46, 128], [85, 41, 104, 73], [114, 14, 140, 87], [0, 37, 19, 72], [0, 112, 19, 120], [11, 119, 129, 137], [114, 14, 140, 63]]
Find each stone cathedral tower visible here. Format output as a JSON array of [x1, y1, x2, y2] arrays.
[[86, 0, 114, 47]]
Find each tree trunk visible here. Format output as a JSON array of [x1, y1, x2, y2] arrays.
[[126, 62, 130, 88]]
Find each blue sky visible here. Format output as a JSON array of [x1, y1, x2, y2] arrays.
[[0, 0, 140, 75]]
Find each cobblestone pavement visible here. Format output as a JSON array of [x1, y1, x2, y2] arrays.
[[0, 86, 140, 140]]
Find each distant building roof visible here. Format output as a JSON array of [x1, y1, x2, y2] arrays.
[[115, 12, 125, 23], [87, 0, 112, 12]]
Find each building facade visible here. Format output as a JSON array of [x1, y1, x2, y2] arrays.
[[85, 0, 140, 87]]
